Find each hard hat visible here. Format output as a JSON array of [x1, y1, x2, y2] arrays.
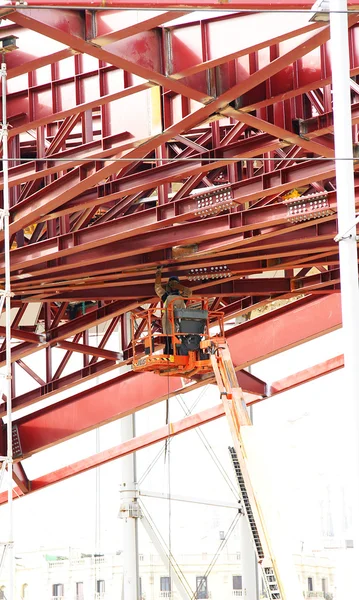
[[168, 276, 180, 282]]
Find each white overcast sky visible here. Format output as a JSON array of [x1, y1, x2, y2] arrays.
[[0, 327, 350, 566]]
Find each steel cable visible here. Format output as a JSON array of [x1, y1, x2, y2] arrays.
[[190, 510, 241, 600]]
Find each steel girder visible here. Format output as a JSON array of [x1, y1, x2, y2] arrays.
[[2, 293, 341, 460], [0, 1, 357, 9], [0, 350, 345, 504], [0, 5, 357, 496]]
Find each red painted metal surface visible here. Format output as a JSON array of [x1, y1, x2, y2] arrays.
[[3, 294, 342, 460], [0, 0, 355, 9], [0, 350, 345, 503], [269, 354, 344, 396], [0, 4, 356, 495]]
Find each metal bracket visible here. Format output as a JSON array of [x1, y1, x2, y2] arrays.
[[0, 289, 14, 298], [118, 500, 142, 520], [334, 214, 359, 242], [284, 191, 333, 224], [0, 208, 9, 231], [12, 424, 23, 459], [193, 186, 236, 218], [188, 265, 232, 281]]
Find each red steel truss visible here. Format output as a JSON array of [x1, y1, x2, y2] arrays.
[[0, 3, 355, 497]]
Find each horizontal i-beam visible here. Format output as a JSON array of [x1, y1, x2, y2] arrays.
[[4, 294, 342, 460], [0, 403, 225, 503], [0, 350, 345, 503]]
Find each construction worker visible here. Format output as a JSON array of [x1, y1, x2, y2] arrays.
[[155, 266, 192, 354]]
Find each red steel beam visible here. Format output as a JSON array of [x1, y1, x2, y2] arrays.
[[3, 10, 323, 139], [0, 403, 226, 502], [0, 1, 351, 9], [5, 176, 346, 278], [221, 107, 335, 158], [5, 294, 342, 459], [12, 462, 31, 494], [6, 214, 340, 284], [5, 153, 347, 283], [23, 154, 340, 226], [0, 350, 346, 502], [91, 10, 188, 44], [298, 101, 359, 139], [30, 264, 350, 301], [3, 9, 186, 82], [4, 358, 266, 417], [4, 139, 287, 245], [0, 300, 141, 369], [268, 354, 344, 397], [16, 359, 46, 387], [10, 358, 121, 415], [0, 327, 42, 344], [8, 9, 212, 105], [226, 294, 341, 367], [9, 371, 186, 458], [5, 15, 327, 185], [7, 245, 339, 290], [23, 278, 335, 303], [56, 340, 122, 361], [8, 83, 152, 138], [21, 278, 292, 301], [1, 135, 134, 191]]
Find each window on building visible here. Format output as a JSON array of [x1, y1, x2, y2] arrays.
[[52, 584, 64, 598], [76, 582, 84, 600], [322, 578, 328, 594], [195, 576, 208, 599], [219, 531, 225, 540], [308, 577, 313, 592], [232, 576, 242, 591], [96, 580, 105, 594], [160, 577, 171, 592]]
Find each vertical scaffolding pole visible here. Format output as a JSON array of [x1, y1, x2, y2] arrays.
[[119, 315, 139, 599], [330, 0, 359, 592], [239, 514, 259, 598], [120, 414, 140, 600], [1, 55, 14, 600]]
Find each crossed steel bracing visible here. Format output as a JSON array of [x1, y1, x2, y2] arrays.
[[0, 2, 354, 499]]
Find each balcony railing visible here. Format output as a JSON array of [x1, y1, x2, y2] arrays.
[[306, 593, 325, 598], [233, 591, 243, 597], [160, 593, 172, 598], [48, 561, 68, 569], [92, 556, 106, 565], [71, 558, 86, 567]]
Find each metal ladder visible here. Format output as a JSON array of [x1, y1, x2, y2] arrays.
[[229, 446, 283, 600], [209, 343, 298, 599]]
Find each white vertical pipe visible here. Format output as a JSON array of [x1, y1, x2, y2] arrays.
[[120, 415, 139, 600], [330, 0, 359, 594], [1, 55, 14, 600], [246, 402, 260, 599], [95, 428, 101, 555], [239, 515, 258, 598], [119, 314, 139, 599]]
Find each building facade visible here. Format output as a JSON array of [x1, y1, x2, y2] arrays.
[[0, 549, 335, 600]]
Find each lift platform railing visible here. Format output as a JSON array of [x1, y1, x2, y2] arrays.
[[131, 297, 225, 377]]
